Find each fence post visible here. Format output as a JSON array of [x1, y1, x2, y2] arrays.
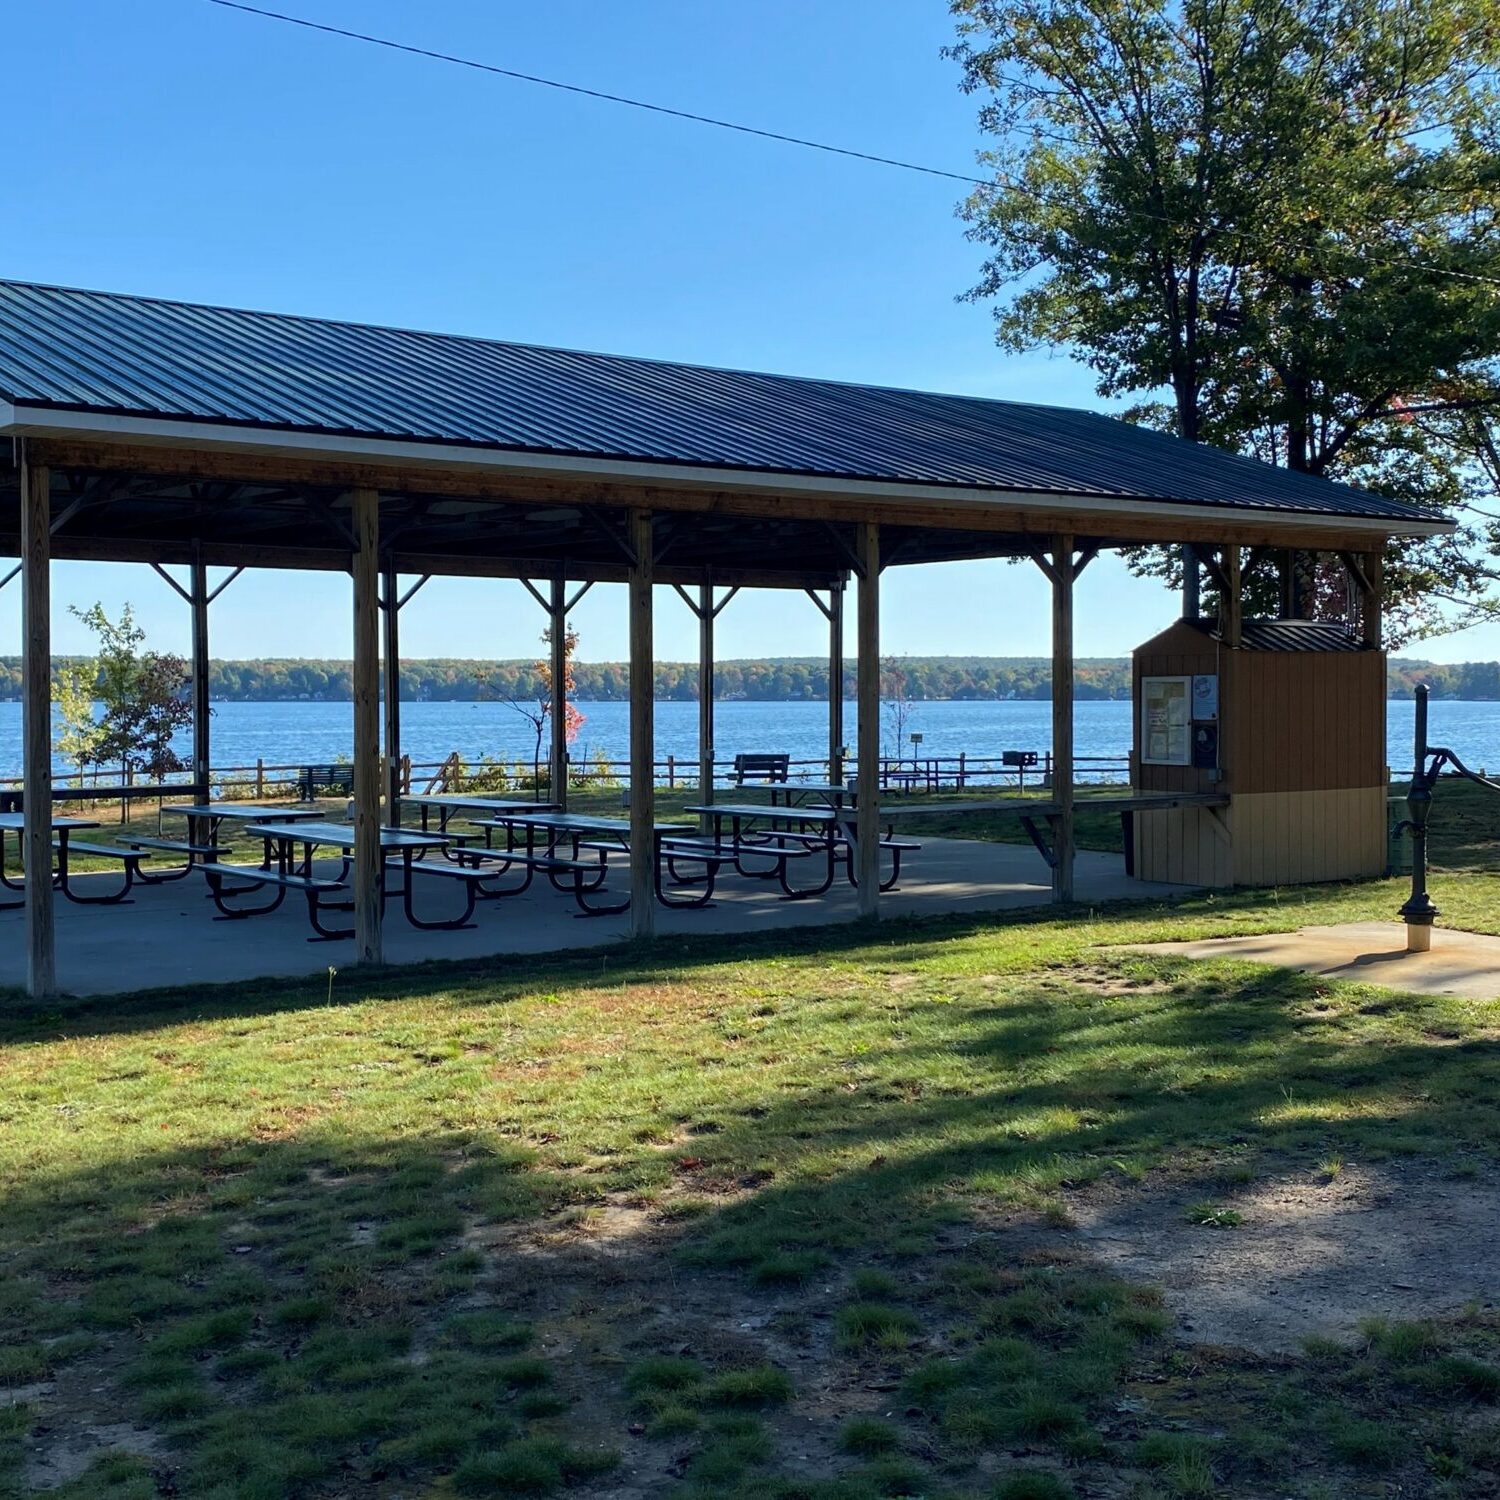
[[255, 758, 265, 798], [667, 754, 675, 789]]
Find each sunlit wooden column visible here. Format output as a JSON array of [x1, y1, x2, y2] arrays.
[[1051, 534, 1075, 904], [351, 489, 383, 965], [549, 575, 569, 809], [381, 559, 402, 818], [828, 578, 846, 783], [855, 524, 880, 916], [628, 509, 655, 938], [22, 452, 55, 998], [190, 542, 211, 798], [697, 575, 715, 811]]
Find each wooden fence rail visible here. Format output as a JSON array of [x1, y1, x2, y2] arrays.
[[1, 749, 1136, 801]]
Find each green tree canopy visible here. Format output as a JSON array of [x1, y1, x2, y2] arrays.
[[949, 0, 1500, 644]]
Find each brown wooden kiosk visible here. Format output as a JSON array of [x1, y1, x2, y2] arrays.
[[0, 280, 1450, 998], [1132, 611, 1387, 889]]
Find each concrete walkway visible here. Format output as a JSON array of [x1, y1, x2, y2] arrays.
[[0, 838, 1186, 998], [1130, 920, 1500, 1000]]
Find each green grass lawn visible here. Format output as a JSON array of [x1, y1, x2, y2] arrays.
[[3, 857, 1500, 1498], [4, 776, 1497, 1496]]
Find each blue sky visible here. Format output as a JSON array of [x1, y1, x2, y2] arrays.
[[4, 0, 1493, 665]]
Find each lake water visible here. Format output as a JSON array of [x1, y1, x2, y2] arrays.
[[3, 697, 1497, 783]]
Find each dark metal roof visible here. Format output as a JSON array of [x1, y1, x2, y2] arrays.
[[1198, 617, 1369, 651], [0, 279, 1433, 525]]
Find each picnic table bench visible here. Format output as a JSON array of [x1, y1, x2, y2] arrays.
[[210, 821, 461, 939], [122, 835, 235, 883], [465, 811, 692, 915], [0, 813, 154, 907], [685, 803, 920, 896]]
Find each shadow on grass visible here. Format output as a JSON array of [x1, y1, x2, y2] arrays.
[[4, 934, 1500, 1495], [0, 878, 1391, 1045]]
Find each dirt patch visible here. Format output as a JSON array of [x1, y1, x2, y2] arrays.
[[1069, 1159, 1500, 1353], [25, 1420, 161, 1491]]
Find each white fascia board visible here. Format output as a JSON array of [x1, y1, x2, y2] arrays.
[[0, 404, 1454, 539]]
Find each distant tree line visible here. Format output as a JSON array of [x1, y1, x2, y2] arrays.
[[1, 655, 1496, 702]]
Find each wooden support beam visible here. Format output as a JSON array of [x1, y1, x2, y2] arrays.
[[1051, 533, 1075, 904], [628, 509, 655, 938], [190, 543, 211, 797], [351, 489, 382, 965], [22, 455, 55, 998], [382, 559, 402, 816], [549, 575, 569, 809], [30, 436, 1423, 554], [828, 579, 846, 785], [855, 523, 881, 916], [697, 577, 715, 817]]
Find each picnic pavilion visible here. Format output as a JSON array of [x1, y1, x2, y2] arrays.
[[0, 279, 1450, 998]]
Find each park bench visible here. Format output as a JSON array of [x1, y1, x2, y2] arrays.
[[53, 839, 151, 904], [295, 764, 354, 801], [204, 864, 350, 938], [733, 753, 790, 785], [1003, 749, 1040, 789]]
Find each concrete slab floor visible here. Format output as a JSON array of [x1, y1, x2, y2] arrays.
[[0, 838, 1190, 998], [1129, 920, 1500, 1000]]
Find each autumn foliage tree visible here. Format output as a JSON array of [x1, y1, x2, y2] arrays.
[[496, 625, 585, 791]]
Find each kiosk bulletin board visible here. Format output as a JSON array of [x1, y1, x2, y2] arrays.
[[1140, 675, 1192, 766]]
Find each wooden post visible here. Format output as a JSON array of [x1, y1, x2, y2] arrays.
[[190, 543, 211, 799], [628, 509, 655, 938], [829, 579, 845, 783], [382, 560, 402, 820], [855, 524, 880, 916], [698, 577, 715, 810], [1051, 534, 1076, 904], [549, 575, 568, 808], [21, 455, 55, 999], [351, 489, 383, 965], [1360, 550, 1384, 648]]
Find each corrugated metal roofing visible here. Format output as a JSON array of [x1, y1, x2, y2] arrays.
[[0, 279, 1434, 524], [1196, 618, 1368, 651]]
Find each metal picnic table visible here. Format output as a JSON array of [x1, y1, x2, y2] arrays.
[[163, 803, 326, 867], [0, 812, 103, 909], [464, 810, 698, 912], [213, 819, 461, 938], [684, 802, 849, 897], [403, 793, 560, 837]]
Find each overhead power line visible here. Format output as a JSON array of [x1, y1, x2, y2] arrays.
[[204, 0, 988, 186], [206, 0, 1500, 292]]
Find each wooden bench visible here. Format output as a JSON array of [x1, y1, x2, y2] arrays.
[[54, 840, 151, 904], [123, 836, 234, 883], [295, 764, 354, 801], [205, 864, 350, 938]]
